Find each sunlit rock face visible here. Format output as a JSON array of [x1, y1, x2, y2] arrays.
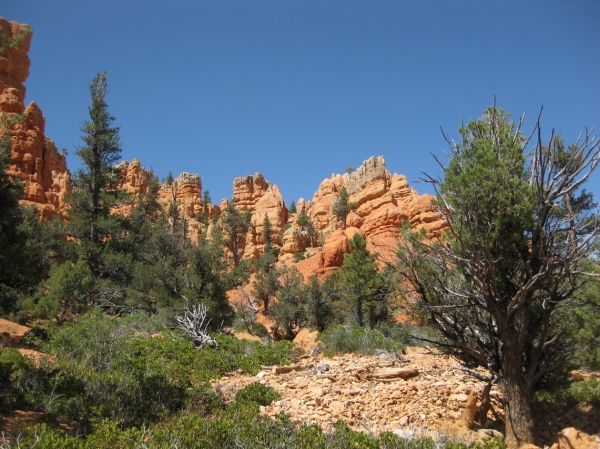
[[0, 17, 72, 219], [231, 173, 288, 260], [273, 156, 447, 275]]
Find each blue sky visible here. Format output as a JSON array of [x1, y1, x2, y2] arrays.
[[4, 1, 600, 204]]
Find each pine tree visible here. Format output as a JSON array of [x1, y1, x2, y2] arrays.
[[288, 200, 297, 214], [63, 72, 131, 309], [337, 233, 386, 328], [0, 134, 27, 311], [272, 265, 306, 340], [220, 200, 252, 266], [202, 189, 211, 205], [394, 106, 600, 447], [262, 213, 276, 256], [332, 186, 357, 229], [296, 205, 309, 230], [0, 111, 55, 312]]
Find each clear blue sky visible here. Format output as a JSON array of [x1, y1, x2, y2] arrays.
[[5, 1, 600, 204]]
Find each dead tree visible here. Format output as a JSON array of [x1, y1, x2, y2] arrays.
[[174, 302, 218, 348]]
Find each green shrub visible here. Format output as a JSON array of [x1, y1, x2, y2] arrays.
[[319, 324, 405, 356], [538, 378, 600, 408], [10, 412, 495, 449], [21, 326, 50, 347], [293, 251, 306, 262], [445, 437, 507, 449], [26, 314, 294, 434], [235, 382, 281, 406], [0, 347, 36, 409]]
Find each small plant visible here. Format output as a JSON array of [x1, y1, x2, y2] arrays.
[[293, 251, 306, 262], [235, 382, 281, 406]]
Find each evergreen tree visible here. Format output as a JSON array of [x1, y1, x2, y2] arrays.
[[288, 200, 297, 214], [272, 265, 306, 340], [202, 189, 211, 205], [165, 171, 174, 185], [60, 72, 131, 313], [220, 200, 252, 266], [394, 106, 600, 447], [261, 213, 276, 256], [179, 232, 236, 328], [252, 252, 279, 313], [304, 276, 334, 332], [296, 205, 309, 230], [0, 134, 27, 311], [337, 233, 387, 328], [0, 112, 61, 313], [332, 186, 357, 229]]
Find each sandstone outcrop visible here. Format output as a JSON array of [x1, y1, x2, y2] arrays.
[[0, 18, 72, 219], [172, 172, 203, 219], [305, 174, 344, 232], [114, 158, 151, 195], [285, 156, 446, 273], [319, 229, 351, 272], [252, 184, 287, 245], [232, 173, 270, 211], [301, 157, 445, 242], [231, 173, 288, 260]]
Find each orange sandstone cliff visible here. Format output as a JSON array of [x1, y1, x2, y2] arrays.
[[279, 156, 446, 273], [0, 17, 71, 219], [230, 173, 288, 260]]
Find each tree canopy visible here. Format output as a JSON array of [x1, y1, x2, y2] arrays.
[[394, 105, 599, 448]]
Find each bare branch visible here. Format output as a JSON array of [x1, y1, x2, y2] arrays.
[[174, 302, 218, 349]]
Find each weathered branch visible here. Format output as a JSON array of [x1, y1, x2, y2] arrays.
[[174, 302, 218, 349]]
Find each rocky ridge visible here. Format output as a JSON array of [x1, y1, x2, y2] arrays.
[[0, 18, 71, 219]]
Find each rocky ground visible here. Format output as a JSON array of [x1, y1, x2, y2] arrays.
[[212, 331, 600, 447], [2, 319, 599, 447]]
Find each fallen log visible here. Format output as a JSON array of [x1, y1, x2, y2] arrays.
[[364, 367, 419, 381]]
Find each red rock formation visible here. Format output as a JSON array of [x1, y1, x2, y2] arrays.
[[231, 173, 288, 260], [319, 229, 351, 273], [0, 17, 71, 219], [232, 173, 270, 211], [305, 174, 344, 231], [114, 158, 151, 195], [286, 156, 447, 277]]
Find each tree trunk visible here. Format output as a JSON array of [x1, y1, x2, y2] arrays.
[[368, 304, 376, 329], [499, 374, 536, 449], [356, 296, 363, 327]]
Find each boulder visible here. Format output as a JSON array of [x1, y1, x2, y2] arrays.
[[320, 229, 350, 271], [550, 428, 598, 449]]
